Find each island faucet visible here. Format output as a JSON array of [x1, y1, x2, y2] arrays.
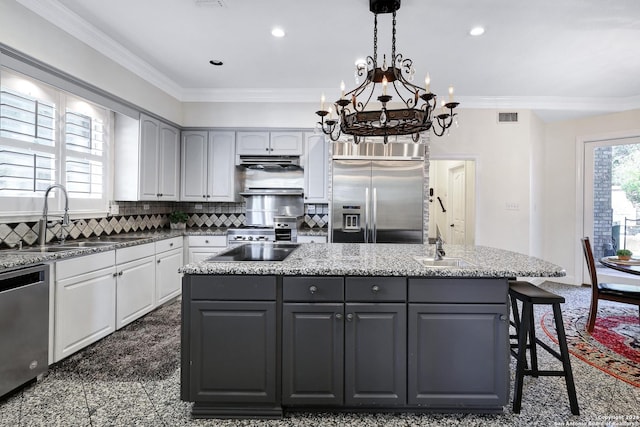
[[38, 184, 70, 246], [434, 225, 446, 261]]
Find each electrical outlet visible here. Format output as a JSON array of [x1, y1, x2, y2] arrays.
[[143, 204, 150, 210], [307, 205, 316, 214], [195, 204, 203, 210], [505, 202, 520, 211], [109, 204, 119, 215]]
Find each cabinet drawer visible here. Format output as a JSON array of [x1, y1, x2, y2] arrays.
[[188, 235, 227, 247], [116, 242, 155, 264], [56, 250, 115, 280], [190, 275, 276, 300], [345, 277, 406, 302], [156, 236, 183, 253], [283, 276, 344, 302], [408, 278, 508, 303]]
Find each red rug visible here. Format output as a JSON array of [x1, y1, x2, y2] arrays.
[[541, 306, 640, 387]]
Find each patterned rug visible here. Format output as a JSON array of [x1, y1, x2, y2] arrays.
[[541, 306, 640, 387], [56, 298, 181, 381]]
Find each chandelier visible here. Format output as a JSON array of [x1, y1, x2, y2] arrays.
[[315, 0, 460, 143]]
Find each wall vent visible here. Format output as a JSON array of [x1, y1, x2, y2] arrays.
[[194, 0, 227, 7], [498, 112, 518, 123]]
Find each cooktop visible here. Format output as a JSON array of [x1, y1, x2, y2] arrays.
[[208, 243, 299, 262]]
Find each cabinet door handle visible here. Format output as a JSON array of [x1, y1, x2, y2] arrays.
[[205, 240, 209, 244], [112, 272, 117, 277], [169, 243, 173, 247], [157, 259, 161, 264], [265, 147, 269, 151], [335, 313, 342, 320], [499, 314, 507, 321], [309, 285, 318, 294], [203, 195, 206, 198], [346, 313, 354, 321], [371, 285, 380, 293]]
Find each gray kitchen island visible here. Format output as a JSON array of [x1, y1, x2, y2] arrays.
[[179, 243, 565, 419]]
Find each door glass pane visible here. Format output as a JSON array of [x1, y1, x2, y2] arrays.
[[592, 143, 640, 259]]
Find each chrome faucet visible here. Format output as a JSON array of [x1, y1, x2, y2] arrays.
[[38, 184, 70, 246], [434, 225, 446, 261]]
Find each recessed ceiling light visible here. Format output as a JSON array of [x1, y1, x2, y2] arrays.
[[271, 27, 285, 38], [209, 59, 223, 66], [469, 26, 485, 36]]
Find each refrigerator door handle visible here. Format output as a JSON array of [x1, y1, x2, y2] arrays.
[[364, 187, 370, 243], [372, 187, 377, 243]]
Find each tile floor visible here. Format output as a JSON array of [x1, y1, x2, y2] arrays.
[[1, 281, 639, 426]]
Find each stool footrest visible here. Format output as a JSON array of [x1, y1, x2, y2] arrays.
[[524, 369, 571, 377]]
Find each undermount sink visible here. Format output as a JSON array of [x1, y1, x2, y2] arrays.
[[16, 246, 79, 253], [60, 241, 117, 248], [413, 256, 475, 268], [16, 241, 116, 253]]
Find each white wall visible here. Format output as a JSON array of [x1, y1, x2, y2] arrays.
[[430, 109, 534, 254], [0, 1, 182, 124], [543, 109, 640, 285], [182, 102, 319, 128]]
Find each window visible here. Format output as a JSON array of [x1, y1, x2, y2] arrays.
[[0, 68, 110, 217]]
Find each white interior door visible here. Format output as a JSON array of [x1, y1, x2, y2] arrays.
[[448, 165, 466, 245]]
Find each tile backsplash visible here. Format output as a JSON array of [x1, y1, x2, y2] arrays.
[[0, 201, 329, 249]]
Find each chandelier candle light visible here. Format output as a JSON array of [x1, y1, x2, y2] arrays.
[[315, 0, 460, 143]]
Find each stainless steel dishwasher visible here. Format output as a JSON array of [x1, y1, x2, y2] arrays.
[[0, 264, 49, 397]]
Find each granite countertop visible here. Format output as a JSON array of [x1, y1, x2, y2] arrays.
[[0, 230, 183, 272], [180, 243, 566, 278]]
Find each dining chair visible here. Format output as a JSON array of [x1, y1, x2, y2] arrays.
[[580, 237, 640, 333]]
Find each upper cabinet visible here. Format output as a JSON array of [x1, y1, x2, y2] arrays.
[[237, 131, 303, 156], [303, 132, 328, 203], [181, 130, 238, 202], [114, 113, 179, 201]]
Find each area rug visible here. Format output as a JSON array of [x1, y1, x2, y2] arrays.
[[541, 306, 640, 387], [56, 298, 181, 382]]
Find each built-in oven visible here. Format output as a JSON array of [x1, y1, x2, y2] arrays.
[[0, 263, 49, 397], [274, 215, 303, 242]]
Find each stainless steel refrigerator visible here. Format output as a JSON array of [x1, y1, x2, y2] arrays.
[[331, 159, 424, 243]]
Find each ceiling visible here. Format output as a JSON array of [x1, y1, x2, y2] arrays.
[[17, 0, 640, 121]]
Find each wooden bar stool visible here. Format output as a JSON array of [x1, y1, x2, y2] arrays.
[[508, 280, 579, 415]]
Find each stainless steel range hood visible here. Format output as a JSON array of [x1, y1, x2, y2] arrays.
[[237, 155, 301, 168]]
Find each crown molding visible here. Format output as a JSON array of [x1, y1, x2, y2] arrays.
[[16, 0, 183, 100], [14, 0, 640, 116]]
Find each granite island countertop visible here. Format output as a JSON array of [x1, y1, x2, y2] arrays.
[[180, 243, 566, 278]]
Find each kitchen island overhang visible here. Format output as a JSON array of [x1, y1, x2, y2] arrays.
[[179, 243, 565, 419]]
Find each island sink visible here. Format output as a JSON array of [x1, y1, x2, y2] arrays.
[[413, 256, 475, 268]]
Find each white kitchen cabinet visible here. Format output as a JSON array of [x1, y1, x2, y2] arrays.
[[236, 131, 303, 155], [114, 113, 179, 201], [155, 237, 183, 305], [270, 132, 303, 155], [303, 132, 328, 203], [54, 251, 116, 362], [297, 235, 328, 243], [187, 235, 227, 263], [181, 131, 237, 202], [115, 243, 156, 329]]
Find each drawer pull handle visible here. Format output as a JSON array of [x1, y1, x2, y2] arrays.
[[309, 285, 318, 294], [157, 259, 161, 264], [346, 313, 354, 321], [169, 243, 173, 247], [335, 313, 342, 320], [371, 285, 380, 293]]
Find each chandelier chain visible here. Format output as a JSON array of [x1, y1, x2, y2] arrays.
[[392, 11, 396, 60], [373, 14, 378, 65]]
